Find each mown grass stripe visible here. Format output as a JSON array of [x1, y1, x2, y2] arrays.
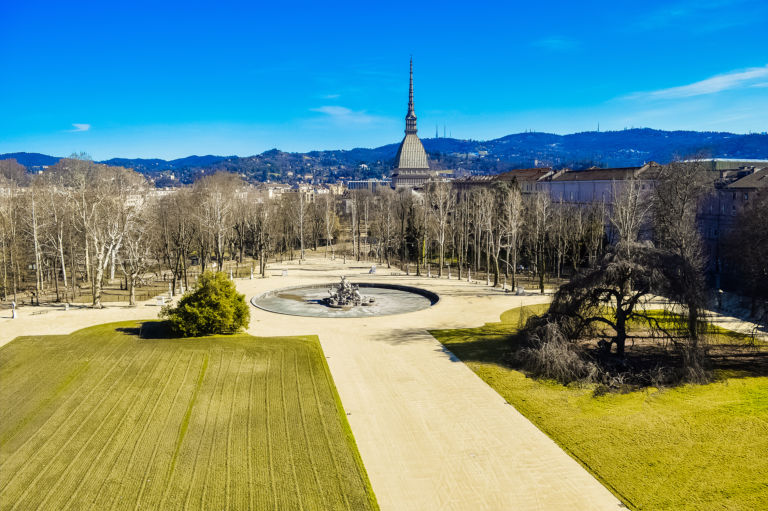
[[38, 346, 161, 510], [265, 351, 277, 510], [105, 351, 186, 511], [7, 346, 139, 510], [281, 347, 304, 511], [0, 360, 89, 450], [160, 351, 208, 503], [199, 351, 234, 509], [225, 351, 245, 510], [306, 348, 352, 511], [0, 338, 87, 429], [1, 325, 379, 511], [79, 345, 176, 509], [182, 350, 224, 511], [57, 347, 166, 510], [0, 336, 130, 474], [246, 354, 256, 510], [132, 352, 195, 511], [295, 348, 327, 508]]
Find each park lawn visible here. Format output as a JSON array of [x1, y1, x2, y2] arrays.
[[431, 305, 768, 511], [0, 322, 377, 511], [626, 309, 761, 345]]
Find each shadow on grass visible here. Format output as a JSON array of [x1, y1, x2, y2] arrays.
[[116, 321, 174, 339], [431, 326, 525, 368], [431, 303, 768, 387]]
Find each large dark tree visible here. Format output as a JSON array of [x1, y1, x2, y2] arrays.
[[724, 193, 768, 317], [652, 160, 710, 343], [545, 242, 676, 358]]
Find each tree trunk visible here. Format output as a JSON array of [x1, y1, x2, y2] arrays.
[[538, 250, 545, 295], [57, 234, 68, 300], [615, 312, 627, 358], [93, 246, 106, 308], [128, 274, 137, 306]]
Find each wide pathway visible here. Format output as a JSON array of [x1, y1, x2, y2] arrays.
[[238, 257, 624, 511]]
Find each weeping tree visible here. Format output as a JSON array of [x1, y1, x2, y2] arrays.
[[543, 242, 677, 358]]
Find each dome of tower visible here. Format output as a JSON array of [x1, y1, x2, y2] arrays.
[[394, 134, 430, 169]]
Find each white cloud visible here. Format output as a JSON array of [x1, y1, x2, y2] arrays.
[[624, 65, 768, 100], [67, 123, 91, 132], [322, 93, 341, 99], [310, 105, 379, 124]]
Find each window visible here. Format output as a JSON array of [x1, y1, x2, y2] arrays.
[[744, 193, 749, 201]]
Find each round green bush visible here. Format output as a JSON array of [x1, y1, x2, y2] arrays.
[[161, 271, 250, 337]]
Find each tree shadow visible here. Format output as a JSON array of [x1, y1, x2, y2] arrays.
[[116, 320, 174, 339]]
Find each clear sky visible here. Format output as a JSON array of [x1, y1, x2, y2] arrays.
[[1, 0, 767, 160]]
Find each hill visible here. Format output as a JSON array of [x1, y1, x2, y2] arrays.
[[2, 128, 767, 185], [0, 152, 62, 169]]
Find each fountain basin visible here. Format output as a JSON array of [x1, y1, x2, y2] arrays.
[[251, 282, 439, 318]]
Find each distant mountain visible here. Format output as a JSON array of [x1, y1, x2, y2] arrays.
[[0, 152, 62, 168], [2, 129, 767, 185], [100, 155, 231, 172]]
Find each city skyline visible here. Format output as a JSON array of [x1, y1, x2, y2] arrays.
[[2, 0, 767, 160]]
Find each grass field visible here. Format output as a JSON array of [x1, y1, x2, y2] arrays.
[[431, 305, 768, 510], [0, 322, 377, 510]]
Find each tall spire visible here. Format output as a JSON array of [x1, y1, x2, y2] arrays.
[[405, 57, 417, 134]]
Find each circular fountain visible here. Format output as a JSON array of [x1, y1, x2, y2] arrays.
[[251, 277, 439, 318]]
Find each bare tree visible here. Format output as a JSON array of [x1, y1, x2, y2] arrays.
[[0, 177, 21, 301], [653, 160, 710, 341], [89, 166, 146, 307], [428, 181, 455, 276], [194, 172, 242, 270], [528, 192, 551, 294], [322, 194, 338, 258], [120, 206, 154, 305], [608, 178, 651, 255], [500, 183, 524, 289]]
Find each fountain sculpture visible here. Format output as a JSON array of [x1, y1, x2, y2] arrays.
[[323, 276, 375, 308]]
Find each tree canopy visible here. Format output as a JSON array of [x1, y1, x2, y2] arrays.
[[161, 271, 250, 337]]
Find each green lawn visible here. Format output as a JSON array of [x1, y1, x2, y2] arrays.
[[431, 305, 768, 511], [0, 322, 377, 511]]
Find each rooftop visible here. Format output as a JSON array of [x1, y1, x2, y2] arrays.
[[551, 162, 661, 182], [726, 167, 768, 189]]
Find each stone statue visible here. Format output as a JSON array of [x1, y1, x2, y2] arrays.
[[324, 277, 375, 308]]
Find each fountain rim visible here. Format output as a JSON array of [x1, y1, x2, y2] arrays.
[[250, 282, 440, 318]]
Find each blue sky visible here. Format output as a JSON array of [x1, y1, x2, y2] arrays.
[[1, 0, 767, 159]]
